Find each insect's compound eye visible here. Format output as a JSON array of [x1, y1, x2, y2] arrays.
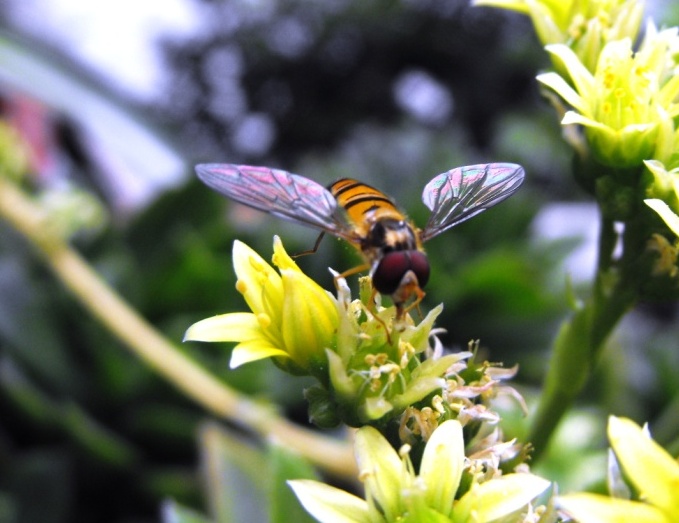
[[408, 251, 430, 288], [372, 251, 430, 296]]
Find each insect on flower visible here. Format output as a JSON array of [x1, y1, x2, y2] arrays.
[[196, 163, 525, 319]]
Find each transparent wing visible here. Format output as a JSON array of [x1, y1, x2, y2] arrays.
[[420, 163, 525, 242], [196, 164, 355, 240]]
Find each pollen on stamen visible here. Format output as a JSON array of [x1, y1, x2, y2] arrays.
[[235, 280, 248, 294]]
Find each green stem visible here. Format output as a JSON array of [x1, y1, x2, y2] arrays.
[[0, 176, 356, 478], [528, 212, 637, 460]]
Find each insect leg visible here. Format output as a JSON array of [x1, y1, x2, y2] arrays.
[[292, 231, 326, 258], [396, 286, 426, 321], [336, 262, 370, 282]]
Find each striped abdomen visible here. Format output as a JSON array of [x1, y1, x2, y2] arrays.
[[329, 178, 405, 236]]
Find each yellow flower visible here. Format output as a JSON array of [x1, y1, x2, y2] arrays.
[[289, 420, 550, 522], [473, 0, 643, 71], [537, 26, 679, 168], [558, 416, 679, 523], [184, 236, 338, 375]]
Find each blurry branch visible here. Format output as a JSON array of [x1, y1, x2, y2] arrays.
[[0, 174, 356, 479]]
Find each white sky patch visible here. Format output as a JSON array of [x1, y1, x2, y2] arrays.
[[531, 202, 599, 284], [393, 69, 453, 126], [5, 0, 201, 100]]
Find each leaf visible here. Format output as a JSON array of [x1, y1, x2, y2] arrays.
[[268, 443, 319, 523], [199, 422, 269, 523]]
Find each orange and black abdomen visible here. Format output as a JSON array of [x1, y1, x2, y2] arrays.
[[329, 178, 404, 235]]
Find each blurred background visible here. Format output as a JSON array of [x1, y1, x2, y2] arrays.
[[1, 1, 678, 521]]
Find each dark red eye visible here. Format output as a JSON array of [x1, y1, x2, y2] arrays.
[[408, 250, 430, 287], [372, 251, 430, 295]]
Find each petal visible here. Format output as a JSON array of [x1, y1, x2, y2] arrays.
[[271, 235, 302, 272], [537, 72, 588, 114], [400, 303, 443, 352], [608, 416, 679, 517], [411, 352, 469, 381], [390, 377, 446, 411], [561, 111, 610, 130], [419, 420, 465, 515], [452, 473, 550, 523], [229, 339, 290, 368], [288, 480, 372, 523], [326, 349, 357, 399], [281, 268, 338, 367], [525, 0, 567, 46], [545, 44, 595, 98], [232, 240, 283, 314], [184, 313, 261, 342], [355, 426, 404, 520], [657, 73, 679, 109], [360, 396, 394, 421], [595, 38, 633, 78], [558, 493, 669, 523], [651, 107, 675, 165], [645, 199, 679, 237], [471, 1, 530, 15]]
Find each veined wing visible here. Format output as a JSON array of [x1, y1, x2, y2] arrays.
[[196, 164, 355, 240], [419, 163, 525, 242]]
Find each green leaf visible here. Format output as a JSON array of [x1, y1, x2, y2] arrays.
[[199, 422, 269, 523], [268, 443, 319, 523]]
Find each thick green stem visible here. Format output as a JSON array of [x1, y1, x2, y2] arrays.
[[528, 214, 637, 460]]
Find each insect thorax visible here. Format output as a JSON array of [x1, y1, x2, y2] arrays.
[[361, 217, 419, 263]]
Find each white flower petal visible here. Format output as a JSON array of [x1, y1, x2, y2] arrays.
[[537, 72, 588, 113], [419, 420, 465, 515], [354, 426, 403, 519], [229, 339, 289, 368], [545, 44, 595, 97], [645, 199, 679, 237], [452, 473, 550, 523], [288, 480, 371, 523], [184, 313, 261, 342], [558, 493, 669, 523]]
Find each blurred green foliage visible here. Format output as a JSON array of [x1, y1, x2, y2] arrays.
[[0, 0, 678, 522]]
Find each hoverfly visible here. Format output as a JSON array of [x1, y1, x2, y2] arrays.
[[196, 162, 525, 319]]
